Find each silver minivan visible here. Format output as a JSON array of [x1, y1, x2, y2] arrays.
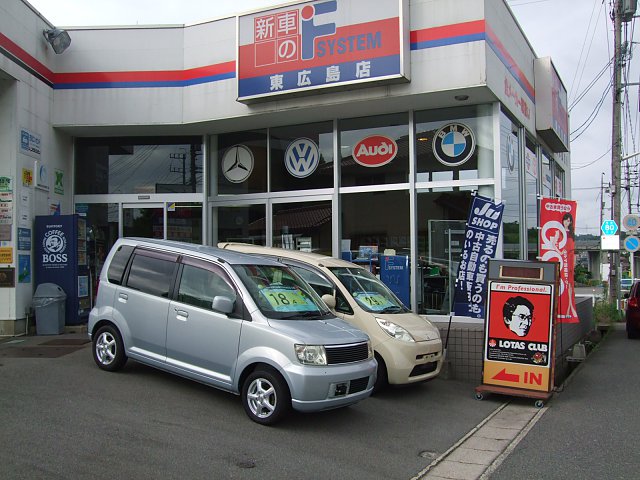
[[88, 238, 376, 425]]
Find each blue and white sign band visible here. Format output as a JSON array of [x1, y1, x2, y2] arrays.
[[237, 0, 407, 101], [453, 195, 505, 319]]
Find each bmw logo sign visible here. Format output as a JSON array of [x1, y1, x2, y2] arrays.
[[432, 123, 476, 167], [285, 138, 320, 178]]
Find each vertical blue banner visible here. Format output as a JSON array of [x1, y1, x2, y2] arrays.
[[380, 255, 410, 307], [453, 195, 504, 318]]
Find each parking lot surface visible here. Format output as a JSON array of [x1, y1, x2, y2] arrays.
[[0, 333, 501, 480]]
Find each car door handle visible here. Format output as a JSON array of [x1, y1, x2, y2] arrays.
[[118, 293, 128, 302], [175, 309, 189, 321]]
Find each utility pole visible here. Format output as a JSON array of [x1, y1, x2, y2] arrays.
[[609, 0, 623, 303]]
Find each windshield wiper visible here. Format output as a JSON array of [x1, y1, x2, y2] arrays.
[[378, 306, 405, 313], [280, 311, 328, 320]]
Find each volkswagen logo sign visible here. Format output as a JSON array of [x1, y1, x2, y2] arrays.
[[285, 138, 320, 178], [432, 123, 476, 167]]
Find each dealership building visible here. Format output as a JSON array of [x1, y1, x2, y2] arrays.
[[0, 0, 571, 338]]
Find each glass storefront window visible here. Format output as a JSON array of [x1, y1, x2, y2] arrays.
[[500, 111, 521, 259], [216, 130, 267, 195], [272, 201, 332, 254], [339, 113, 409, 187], [525, 137, 539, 260], [415, 105, 493, 183], [167, 203, 202, 244], [215, 205, 266, 245], [417, 190, 471, 314], [341, 190, 410, 270], [123, 205, 164, 238], [270, 122, 334, 191], [75, 137, 203, 194], [75, 203, 119, 301]]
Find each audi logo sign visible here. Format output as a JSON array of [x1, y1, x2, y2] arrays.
[[352, 135, 398, 167]]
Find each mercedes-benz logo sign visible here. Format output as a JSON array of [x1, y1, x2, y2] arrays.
[[285, 138, 319, 178], [221, 145, 254, 183], [432, 123, 476, 167]]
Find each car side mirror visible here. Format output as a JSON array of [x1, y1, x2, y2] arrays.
[[624, 293, 630, 299], [321, 293, 336, 309], [212, 295, 234, 314]]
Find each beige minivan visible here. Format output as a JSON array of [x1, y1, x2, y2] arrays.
[[218, 243, 443, 391]]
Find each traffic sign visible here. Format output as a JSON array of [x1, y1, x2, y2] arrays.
[[601, 219, 619, 236], [624, 235, 640, 253], [623, 214, 640, 231]]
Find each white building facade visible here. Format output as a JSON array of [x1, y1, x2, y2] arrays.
[[0, 0, 570, 335]]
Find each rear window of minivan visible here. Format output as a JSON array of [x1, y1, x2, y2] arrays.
[[107, 245, 134, 285]]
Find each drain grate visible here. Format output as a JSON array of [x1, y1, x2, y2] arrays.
[[0, 345, 87, 358], [40, 338, 90, 346]]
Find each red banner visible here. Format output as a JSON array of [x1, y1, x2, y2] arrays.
[[539, 198, 578, 323]]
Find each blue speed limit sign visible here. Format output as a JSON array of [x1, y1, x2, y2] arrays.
[[601, 220, 618, 236], [624, 235, 640, 252]]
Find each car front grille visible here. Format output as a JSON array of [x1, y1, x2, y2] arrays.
[[349, 376, 370, 394], [325, 342, 369, 364], [409, 361, 438, 377]]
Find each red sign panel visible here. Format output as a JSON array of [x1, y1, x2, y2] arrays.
[[352, 135, 398, 167], [539, 197, 578, 323], [483, 281, 555, 393]]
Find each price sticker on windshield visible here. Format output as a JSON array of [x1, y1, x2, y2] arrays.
[[259, 286, 316, 312], [353, 291, 394, 311]]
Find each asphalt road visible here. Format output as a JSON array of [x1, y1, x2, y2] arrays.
[[0, 336, 501, 480], [488, 324, 640, 480]]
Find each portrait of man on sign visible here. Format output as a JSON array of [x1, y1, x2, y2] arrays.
[[502, 295, 534, 337]]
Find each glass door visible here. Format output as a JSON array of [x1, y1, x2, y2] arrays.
[[122, 203, 164, 239]]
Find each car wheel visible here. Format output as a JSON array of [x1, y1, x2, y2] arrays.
[[93, 325, 127, 371], [242, 368, 290, 425], [628, 328, 638, 340], [373, 353, 388, 394]]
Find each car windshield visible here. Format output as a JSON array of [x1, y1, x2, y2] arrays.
[[329, 267, 409, 313], [233, 264, 332, 320]]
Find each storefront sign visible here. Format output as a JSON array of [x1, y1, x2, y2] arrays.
[[483, 281, 554, 392], [18, 255, 31, 283], [237, 0, 409, 101], [452, 195, 504, 318], [0, 176, 12, 192], [20, 128, 42, 159], [352, 135, 397, 167], [0, 206, 12, 225], [433, 123, 476, 167], [54, 169, 64, 195], [380, 254, 409, 307], [285, 138, 320, 177], [0, 267, 15, 287], [0, 225, 10, 241], [22, 168, 33, 187], [221, 145, 254, 183], [18, 227, 31, 251], [36, 161, 49, 190], [0, 247, 14, 264], [534, 57, 569, 152], [539, 197, 578, 323]]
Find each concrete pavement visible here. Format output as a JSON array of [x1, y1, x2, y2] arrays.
[[413, 322, 639, 480]]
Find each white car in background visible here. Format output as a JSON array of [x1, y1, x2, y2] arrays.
[[218, 243, 443, 391]]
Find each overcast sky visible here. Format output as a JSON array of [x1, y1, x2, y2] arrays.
[[26, 0, 636, 236]]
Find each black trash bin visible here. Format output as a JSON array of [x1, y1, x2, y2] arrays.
[[32, 283, 67, 335]]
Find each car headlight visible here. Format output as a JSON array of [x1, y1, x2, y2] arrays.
[[295, 344, 327, 365], [376, 318, 415, 342]]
